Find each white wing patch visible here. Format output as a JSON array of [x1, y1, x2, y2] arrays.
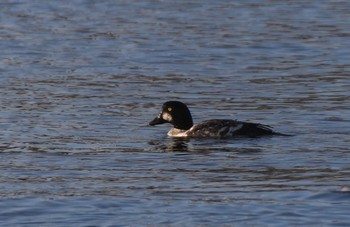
[[217, 123, 243, 137], [228, 123, 243, 134]]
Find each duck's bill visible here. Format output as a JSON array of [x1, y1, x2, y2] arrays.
[[149, 117, 167, 126]]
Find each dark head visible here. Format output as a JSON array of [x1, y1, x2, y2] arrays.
[[149, 101, 194, 130]]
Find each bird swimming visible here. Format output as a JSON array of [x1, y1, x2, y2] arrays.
[[149, 101, 289, 138]]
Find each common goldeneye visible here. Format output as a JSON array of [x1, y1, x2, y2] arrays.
[[149, 101, 288, 138]]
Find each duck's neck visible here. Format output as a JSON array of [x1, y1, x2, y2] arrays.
[[173, 115, 193, 130]]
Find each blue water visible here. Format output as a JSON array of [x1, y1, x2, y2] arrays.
[[1, 0, 350, 226]]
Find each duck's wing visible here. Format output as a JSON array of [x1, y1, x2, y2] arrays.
[[234, 121, 277, 137], [189, 119, 286, 138], [188, 120, 245, 138]]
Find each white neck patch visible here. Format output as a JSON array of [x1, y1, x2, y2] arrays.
[[167, 128, 188, 137]]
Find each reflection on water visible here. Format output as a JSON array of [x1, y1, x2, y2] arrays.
[[0, 0, 350, 226], [148, 138, 191, 152]]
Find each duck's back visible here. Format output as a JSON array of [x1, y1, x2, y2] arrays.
[[187, 119, 279, 138]]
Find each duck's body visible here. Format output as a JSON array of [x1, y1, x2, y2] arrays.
[[149, 101, 288, 138]]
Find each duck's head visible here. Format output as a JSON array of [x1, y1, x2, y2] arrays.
[[149, 101, 193, 130]]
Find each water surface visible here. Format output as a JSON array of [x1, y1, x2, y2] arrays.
[[0, 0, 350, 226]]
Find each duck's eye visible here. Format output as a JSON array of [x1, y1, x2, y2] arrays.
[[167, 107, 172, 112]]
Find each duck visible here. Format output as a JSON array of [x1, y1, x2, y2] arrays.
[[149, 101, 288, 138]]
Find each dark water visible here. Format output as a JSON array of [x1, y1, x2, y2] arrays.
[[1, 0, 350, 226]]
